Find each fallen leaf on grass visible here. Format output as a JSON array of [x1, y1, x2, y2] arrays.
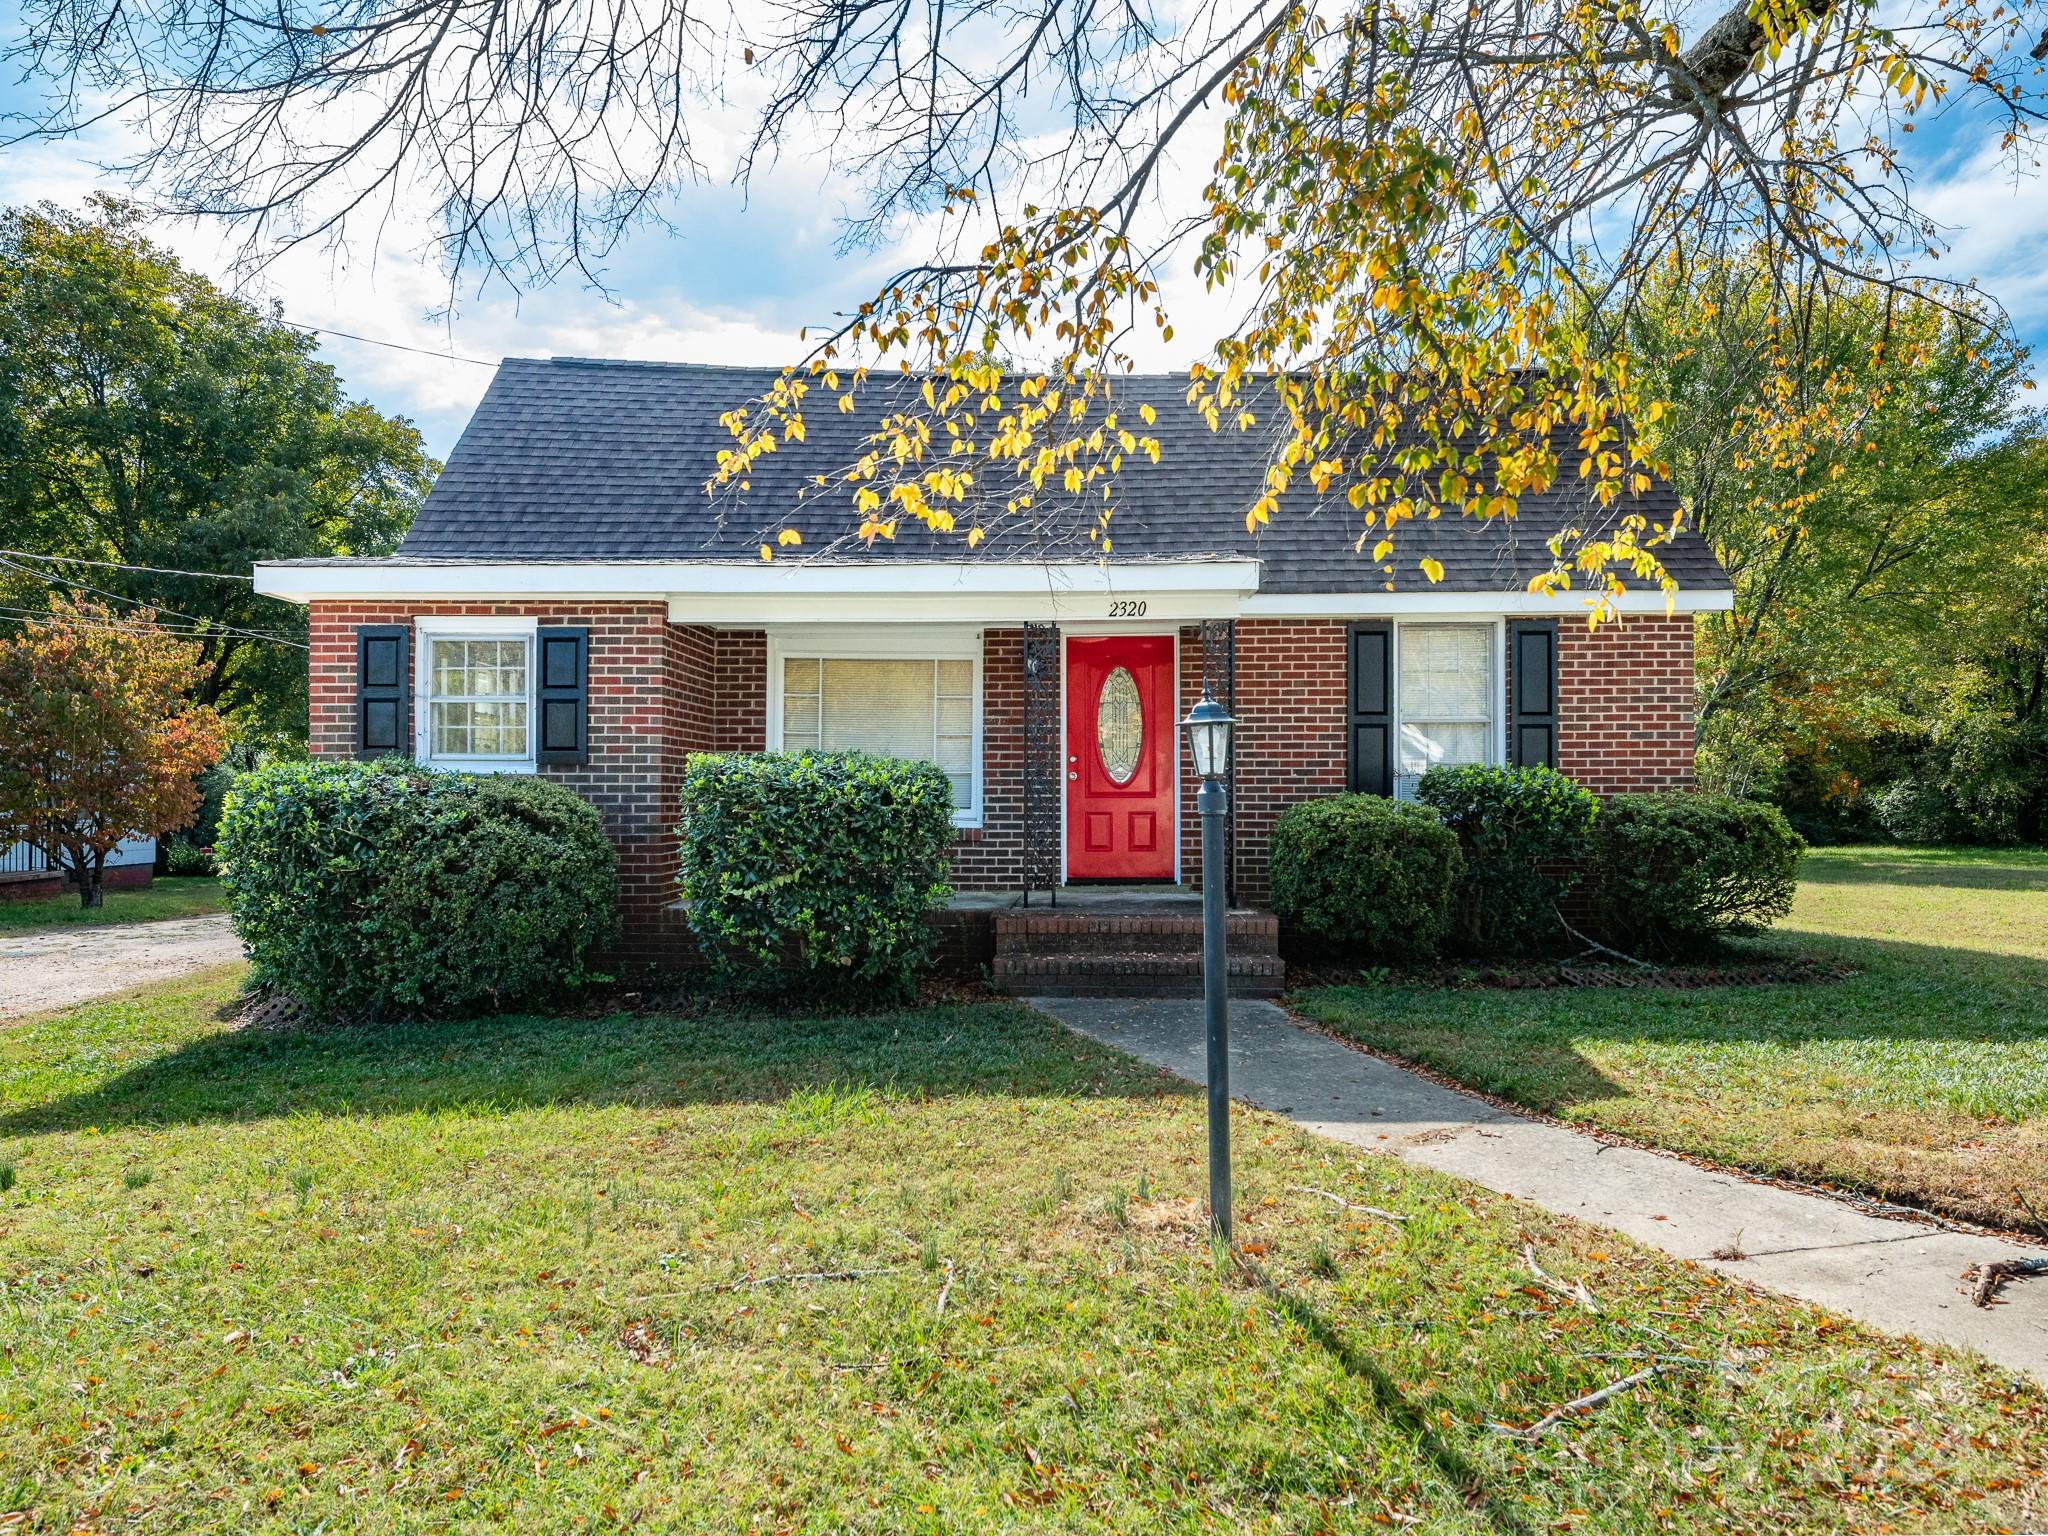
[[619, 1319, 671, 1369]]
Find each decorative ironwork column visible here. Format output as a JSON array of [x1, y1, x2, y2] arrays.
[[1197, 619, 1238, 903], [1020, 622, 1061, 905]]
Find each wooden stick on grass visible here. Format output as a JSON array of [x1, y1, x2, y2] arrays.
[[711, 1266, 902, 1293], [1491, 1365, 1665, 1438], [1524, 1243, 1601, 1312], [1553, 909, 1662, 972], [1290, 1185, 1411, 1224]]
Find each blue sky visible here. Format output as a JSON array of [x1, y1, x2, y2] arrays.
[[1, 18, 2042, 461]]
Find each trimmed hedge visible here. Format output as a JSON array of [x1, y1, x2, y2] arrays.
[[678, 751, 956, 1000], [1591, 792, 1805, 956], [1268, 794, 1463, 960], [217, 759, 617, 1019], [1418, 763, 1598, 954]]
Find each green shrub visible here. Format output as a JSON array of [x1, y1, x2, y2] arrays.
[[163, 839, 216, 877], [1870, 778, 1956, 846], [217, 759, 617, 1019], [1417, 764, 1598, 954], [1267, 794, 1463, 960], [678, 751, 956, 1000], [1591, 793, 1805, 957]]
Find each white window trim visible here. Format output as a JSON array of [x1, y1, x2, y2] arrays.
[[1390, 619, 1505, 798], [764, 626, 986, 828], [413, 614, 540, 773]]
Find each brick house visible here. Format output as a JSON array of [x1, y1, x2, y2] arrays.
[[255, 359, 1730, 982]]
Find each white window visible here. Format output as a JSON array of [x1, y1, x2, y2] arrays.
[[769, 631, 983, 825], [1395, 622, 1497, 797], [415, 617, 537, 771]]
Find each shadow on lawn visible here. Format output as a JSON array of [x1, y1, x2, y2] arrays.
[[2, 1000, 1182, 1137], [1258, 1278, 1537, 1536], [1295, 931, 2048, 1117], [1798, 852, 2048, 892]]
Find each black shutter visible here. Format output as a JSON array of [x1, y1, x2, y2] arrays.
[[1347, 623, 1393, 795], [1510, 620, 1559, 769], [535, 627, 590, 766], [355, 625, 409, 758]]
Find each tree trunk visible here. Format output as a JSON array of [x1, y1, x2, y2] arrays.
[[78, 851, 105, 909]]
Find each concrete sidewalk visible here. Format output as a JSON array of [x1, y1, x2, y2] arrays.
[[1037, 995, 2048, 1386], [0, 914, 243, 1021]]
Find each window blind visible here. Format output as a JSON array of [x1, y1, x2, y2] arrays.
[[783, 656, 973, 807], [1396, 624, 1492, 790]]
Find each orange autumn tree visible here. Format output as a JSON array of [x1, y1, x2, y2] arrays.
[[0, 600, 229, 907]]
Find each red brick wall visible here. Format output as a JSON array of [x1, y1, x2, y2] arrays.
[[1555, 615, 1697, 793], [952, 627, 1029, 888], [305, 603, 1698, 945], [713, 631, 768, 752], [1183, 621, 1352, 903], [0, 864, 152, 902], [307, 600, 703, 961], [1166, 616, 1697, 901]]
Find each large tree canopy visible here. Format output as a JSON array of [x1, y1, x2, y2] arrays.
[[0, 197, 437, 735], [1616, 256, 2048, 833], [1613, 259, 2038, 726], [6, 0, 2043, 602]]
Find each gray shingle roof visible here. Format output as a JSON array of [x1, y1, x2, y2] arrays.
[[397, 358, 1728, 595]]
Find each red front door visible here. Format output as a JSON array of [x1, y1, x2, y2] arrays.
[[1066, 635, 1175, 881]]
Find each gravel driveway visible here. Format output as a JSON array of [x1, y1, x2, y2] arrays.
[[0, 915, 245, 1021]]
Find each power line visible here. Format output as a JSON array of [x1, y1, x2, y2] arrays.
[[0, 559, 310, 650], [0, 605, 307, 649], [285, 320, 498, 368], [0, 549, 257, 582]]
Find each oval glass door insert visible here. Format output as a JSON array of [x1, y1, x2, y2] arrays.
[[1096, 666, 1143, 783]]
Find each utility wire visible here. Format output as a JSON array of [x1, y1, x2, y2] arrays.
[[0, 549, 257, 582], [285, 320, 497, 368], [0, 605, 307, 649], [0, 558, 310, 650]]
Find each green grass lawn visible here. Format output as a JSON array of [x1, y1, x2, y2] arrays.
[[2, 966, 2044, 1532], [1294, 845, 2048, 1232], [0, 876, 223, 932]]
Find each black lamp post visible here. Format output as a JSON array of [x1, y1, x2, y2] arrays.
[[1182, 687, 1237, 1243]]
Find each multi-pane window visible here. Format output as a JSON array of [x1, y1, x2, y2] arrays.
[[1395, 623, 1493, 795], [780, 656, 976, 812], [427, 637, 532, 761]]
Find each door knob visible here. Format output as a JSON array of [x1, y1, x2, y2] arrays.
[[1068, 771, 1078, 781]]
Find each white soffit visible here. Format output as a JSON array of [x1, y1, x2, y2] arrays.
[[253, 558, 1264, 621], [252, 557, 1731, 619], [1238, 589, 1735, 617]]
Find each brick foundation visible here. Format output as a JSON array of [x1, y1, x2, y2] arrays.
[[0, 863, 153, 901]]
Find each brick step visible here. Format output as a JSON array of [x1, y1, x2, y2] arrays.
[[993, 910, 1279, 959], [992, 950, 1285, 999]]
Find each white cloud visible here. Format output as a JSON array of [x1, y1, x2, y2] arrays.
[[0, 102, 888, 453], [1908, 132, 2048, 389]]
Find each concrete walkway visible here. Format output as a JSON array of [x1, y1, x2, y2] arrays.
[[1037, 996, 2048, 1386], [0, 914, 244, 1021]]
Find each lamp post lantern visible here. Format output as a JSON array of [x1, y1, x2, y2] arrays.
[[1182, 687, 1236, 1242]]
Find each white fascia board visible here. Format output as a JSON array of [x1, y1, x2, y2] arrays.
[[253, 558, 1262, 613], [1237, 588, 1734, 617]]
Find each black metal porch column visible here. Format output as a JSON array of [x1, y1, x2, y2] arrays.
[[1020, 622, 1061, 906]]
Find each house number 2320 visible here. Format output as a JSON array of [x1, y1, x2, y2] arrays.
[[1108, 599, 1148, 618]]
